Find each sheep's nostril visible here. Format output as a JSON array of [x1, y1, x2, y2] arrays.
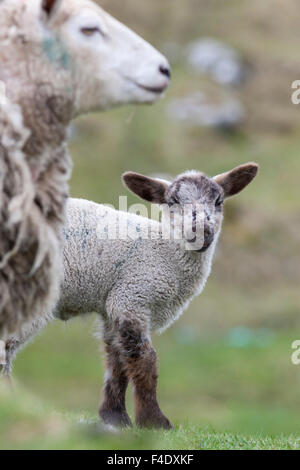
[[159, 64, 171, 79]]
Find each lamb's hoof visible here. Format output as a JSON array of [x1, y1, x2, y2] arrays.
[[136, 412, 174, 430], [99, 408, 132, 429]]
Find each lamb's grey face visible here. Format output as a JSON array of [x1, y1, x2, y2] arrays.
[[46, 0, 171, 114], [166, 173, 224, 252], [123, 163, 258, 253]]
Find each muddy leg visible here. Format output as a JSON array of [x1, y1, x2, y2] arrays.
[[119, 319, 173, 430], [99, 324, 132, 428]]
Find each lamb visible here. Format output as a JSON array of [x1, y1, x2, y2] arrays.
[[0, 0, 170, 343], [3, 162, 258, 429]]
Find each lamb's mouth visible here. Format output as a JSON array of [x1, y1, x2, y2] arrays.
[[195, 245, 210, 253], [187, 237, 212, 253]]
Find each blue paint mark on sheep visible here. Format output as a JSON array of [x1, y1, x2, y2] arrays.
[[63, 227, 94, 245], [43, 37, 71, 70]]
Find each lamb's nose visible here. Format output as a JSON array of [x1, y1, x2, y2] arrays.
[[159, 64, 171, 79]]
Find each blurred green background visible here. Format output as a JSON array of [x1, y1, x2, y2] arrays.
[[1, 0, 300, 449]]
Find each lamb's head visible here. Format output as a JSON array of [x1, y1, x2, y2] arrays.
[[123, 163, 259, 252], [0, 0, 170, 116]]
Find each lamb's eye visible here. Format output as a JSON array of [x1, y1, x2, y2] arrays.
[[168, 197, 179, 207], [81, 27, 101, 37], [215, 196, 223, 207]]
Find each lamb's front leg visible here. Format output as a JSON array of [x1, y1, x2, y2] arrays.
[[99, 323, 132, 428], [119, 319, 173, 430]]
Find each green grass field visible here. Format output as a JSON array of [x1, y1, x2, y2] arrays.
[[1, 320, 300, 450]]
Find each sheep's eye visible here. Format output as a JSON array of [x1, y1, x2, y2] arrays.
[[81, 27, 101, 37], [215, 196, 223, 207]]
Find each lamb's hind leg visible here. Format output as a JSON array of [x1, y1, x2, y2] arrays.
[[99, 323, 132, 428], [118, 319, 173, 430]]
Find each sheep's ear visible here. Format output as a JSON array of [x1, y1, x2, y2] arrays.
[[42, 0, 62, 18], [122, 172, 169, 204], [214, 162, 259, 198]]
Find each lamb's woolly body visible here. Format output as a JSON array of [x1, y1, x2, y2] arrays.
[[55, 198, 220, 333]]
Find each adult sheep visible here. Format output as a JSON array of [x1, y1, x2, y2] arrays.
[[0, 0, 170, 345]]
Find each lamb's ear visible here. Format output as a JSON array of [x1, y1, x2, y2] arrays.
[[122, 172, 169, 204], [42, 0, 62, 18], [214, 162, 259, 198]]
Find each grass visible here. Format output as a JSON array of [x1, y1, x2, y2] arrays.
[[1, 385, 299, 451], [1, 321, 300, 449], [1, 390, 300, 451]]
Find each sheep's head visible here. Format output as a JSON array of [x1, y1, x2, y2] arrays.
[[123, 163, 259, 252], [0, 0, 170, 116], [39, 0, 170, 115]]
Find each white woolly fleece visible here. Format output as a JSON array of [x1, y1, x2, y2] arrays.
[[55, 198, 221, 333]]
